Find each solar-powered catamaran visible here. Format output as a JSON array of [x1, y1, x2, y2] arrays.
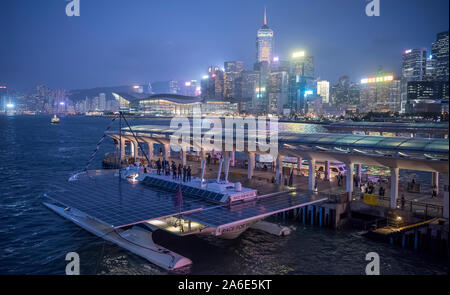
[[44, 113, 327, 271]]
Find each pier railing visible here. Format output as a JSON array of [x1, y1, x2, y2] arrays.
[[351, 192, 444, 218]]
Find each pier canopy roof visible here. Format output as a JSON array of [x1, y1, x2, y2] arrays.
[[107, 124, 448, 157], [326, 121, 449, 134], [278, 132, 448, 155]]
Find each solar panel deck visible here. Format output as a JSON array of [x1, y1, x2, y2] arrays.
[[142, 176, 226, 202], [184, 193, 327, 229], [48, 170, 213, 228], [48, 170, 327, 230]]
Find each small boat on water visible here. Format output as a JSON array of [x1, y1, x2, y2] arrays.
[[51, 114, 60, 124]]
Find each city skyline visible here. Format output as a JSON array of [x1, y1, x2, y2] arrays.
[[1, 0, 449, 91]]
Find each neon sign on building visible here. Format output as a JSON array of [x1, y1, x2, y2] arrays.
[[361, 75, 394, 84]]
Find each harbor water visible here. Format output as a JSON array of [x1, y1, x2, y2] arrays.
[[0, 115, 447, 275]]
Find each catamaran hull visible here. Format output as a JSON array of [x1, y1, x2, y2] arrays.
[[43, 202, 192, 271]]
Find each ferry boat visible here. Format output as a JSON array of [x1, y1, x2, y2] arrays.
[[51, 114, 60, 124]]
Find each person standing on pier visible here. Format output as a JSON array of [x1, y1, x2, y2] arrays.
[[432, 185, 437, 198], [156, 159, 161, 175], [187, 166, 192, 182], [183, 166, 187, 182], [178, 164, 182, 180]]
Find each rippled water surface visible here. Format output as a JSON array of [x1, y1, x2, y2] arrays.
[[0, 115, 447, 275]]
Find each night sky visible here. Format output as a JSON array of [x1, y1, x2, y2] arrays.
[[1, 0, 448, 91]]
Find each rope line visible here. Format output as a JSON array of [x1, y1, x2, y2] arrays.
[[83, 114, 119, 172]]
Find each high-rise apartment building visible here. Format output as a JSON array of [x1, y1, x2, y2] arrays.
[[268, 71, 289, 114], [401, 48, 427, 113], [201, 66, 224, 100], [431, 31, 449, 82], [168, 80, 179, 94], [288, 51, 315, 113], [224, 61, 244, 100], [317, 80, 330, 103], [360, 74, 401, 113]]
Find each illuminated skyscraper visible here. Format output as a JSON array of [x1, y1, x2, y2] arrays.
[[425, 55, 436, 81], [288, 51, 315, 113], [331, 76, 360, 107], [268, 71, 289, 115], [256, 7, 274, 64], [169, 80, 179, 94], [252, 61, 270, 114], [431, 31, 449, 82], [360, 74, 401, 113], [317, 80, 330, 103], [201, 66, 224, 100], [99, 93, 106, 111], [224, 61, 243, 100], [402, 48, 427, 81], [401, 48, 427, 112], [180, 80, 199, 97]]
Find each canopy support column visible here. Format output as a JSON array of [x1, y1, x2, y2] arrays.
[[346, 162, 354, 201], [390, 167, 399, 209], [309, 159, 316, 191], [248, 152, 255, 180], [276, 154, 283, 184], [297, 157, 302, 175], [325, 161, 330, 181]]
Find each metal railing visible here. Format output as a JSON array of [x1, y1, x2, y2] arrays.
[[352, 192, 444, 218]]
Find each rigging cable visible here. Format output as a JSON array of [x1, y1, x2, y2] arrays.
[[68, 114, 119, 181]]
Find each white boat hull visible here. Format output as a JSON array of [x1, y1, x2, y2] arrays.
[[43, 202, 192, 271]]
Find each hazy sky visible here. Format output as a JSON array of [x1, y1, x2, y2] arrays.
[[1, 0, 448, 91]]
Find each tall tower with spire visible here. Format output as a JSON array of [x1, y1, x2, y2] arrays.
[[256, 7, 274, 64]]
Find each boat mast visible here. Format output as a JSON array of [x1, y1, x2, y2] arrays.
[[119, 111, 122, 174]]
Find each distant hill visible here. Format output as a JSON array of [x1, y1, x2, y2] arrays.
[[68, 82, 172, 102], [68, 85, 137, 102]]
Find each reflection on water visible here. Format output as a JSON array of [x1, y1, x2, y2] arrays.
[[0, 115, 447, 275], [278, 122, 327, 134]]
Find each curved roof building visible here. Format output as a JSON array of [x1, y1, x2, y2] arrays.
[[112, 92, 238, 116]]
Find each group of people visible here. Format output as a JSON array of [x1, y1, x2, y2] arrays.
[[155, 158, 192, 182], [334, 170, 388, 197], [359, 181, 385, 196]]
